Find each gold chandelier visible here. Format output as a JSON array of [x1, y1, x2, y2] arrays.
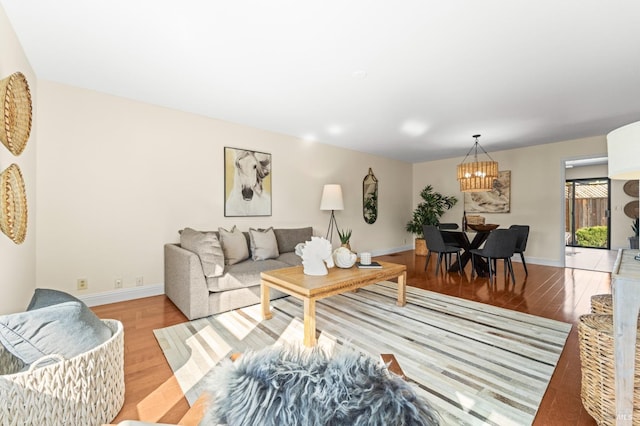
[[456, 134, 499, 192]]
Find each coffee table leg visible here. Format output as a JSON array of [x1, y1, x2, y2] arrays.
[[397, 271, 407, 306], [303, 297, 316, 347], [261, 281, 273, 320]]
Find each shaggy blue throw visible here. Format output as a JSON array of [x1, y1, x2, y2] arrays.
[[201, 345, 440, 425]]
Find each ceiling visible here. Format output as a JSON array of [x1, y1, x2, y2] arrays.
[[2, 1, 640, 163]]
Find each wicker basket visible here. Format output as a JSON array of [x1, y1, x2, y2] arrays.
[[578, 314, 640, 425], [0, 319, 125, 425], [0, 163, 28, 244], [591, 294, 613, 315], [464, 215, 485, 231], [415, 238, 427, 256], [0, 72, 32, 156]]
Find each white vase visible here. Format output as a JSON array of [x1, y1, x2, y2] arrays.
[[333, 247, 357, 268]]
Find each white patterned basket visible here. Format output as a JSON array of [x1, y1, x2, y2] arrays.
[[0, 319, 125, 425]]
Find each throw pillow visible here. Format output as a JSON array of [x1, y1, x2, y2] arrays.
[[249, 227, 280, 261], [0, 290, 113, 366], [180, 227, 225, 277], [218, 226, 250, 265], [201, 345, 441, 426], [273, 227, 313, 253], [26, 287, 83, 310]]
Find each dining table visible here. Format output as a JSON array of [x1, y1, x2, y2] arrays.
[[441, 229, 494, 275]]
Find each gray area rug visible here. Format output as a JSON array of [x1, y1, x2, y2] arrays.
[[153, 282, 571, 426]]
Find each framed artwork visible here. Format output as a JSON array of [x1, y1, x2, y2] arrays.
[[464, 170, 511, 213], [224, 147, 272, 217]]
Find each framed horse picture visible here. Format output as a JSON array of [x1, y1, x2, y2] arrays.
[[224, 147, 272, 216]]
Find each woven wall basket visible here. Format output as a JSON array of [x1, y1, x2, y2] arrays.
[[0, 163, 28, 244], [0, 72, 32, 156], [0, 319, 125, 426]]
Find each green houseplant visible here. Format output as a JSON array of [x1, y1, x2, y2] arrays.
[[405, 185, 458, 255], [338, 228, 352, 250]]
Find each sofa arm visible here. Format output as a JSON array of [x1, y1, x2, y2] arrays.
[[164, 244, 210, 320]]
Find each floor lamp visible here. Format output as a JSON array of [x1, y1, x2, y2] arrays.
[[320, 184, 344, 245]]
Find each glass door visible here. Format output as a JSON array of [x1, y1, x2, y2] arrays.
[[565, 178, 611, 249]]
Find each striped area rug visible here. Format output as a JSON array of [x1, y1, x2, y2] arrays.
[[153, 282, 571, 426]]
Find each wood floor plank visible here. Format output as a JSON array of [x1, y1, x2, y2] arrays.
[[92, 250, 603, 425]]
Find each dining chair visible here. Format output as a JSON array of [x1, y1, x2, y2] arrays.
[[437, 223, 459, 230], [509, 225, 530, 276], [438, 223, 462, 254], [470, 228, 517, 284], [422, 225, 463, 275]]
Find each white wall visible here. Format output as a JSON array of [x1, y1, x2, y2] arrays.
[[0, 6, 37, 314], [36, 81, 413, 299], [412, 136, 607, 266]]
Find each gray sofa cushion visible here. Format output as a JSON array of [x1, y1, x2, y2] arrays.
[[276, 251, 303, 266], [207, 259, 291, 292], [249, 227, 279, 261], [274, 227, 313, 253], [180, 227, 225, 278], [219, 226, 250, 265]]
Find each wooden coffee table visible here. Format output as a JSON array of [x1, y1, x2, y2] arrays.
[[261, 261, 407, 347]]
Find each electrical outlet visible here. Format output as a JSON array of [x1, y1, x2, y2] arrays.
[[135, 276, 144, 287], [77, 278, 88, 290], [114, 278, 123, 288]]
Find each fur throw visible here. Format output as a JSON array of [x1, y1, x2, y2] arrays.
[[201, 345, 440, 425]]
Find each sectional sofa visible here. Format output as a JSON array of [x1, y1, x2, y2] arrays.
[[164, 226, 313, 320]]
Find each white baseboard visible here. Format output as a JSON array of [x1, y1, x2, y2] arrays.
[[78, 283, 164, 307], [511, 255, 562, 268], [371, 244, 414, 257]]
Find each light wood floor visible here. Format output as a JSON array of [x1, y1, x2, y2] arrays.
[[92, 250, 609, 425]]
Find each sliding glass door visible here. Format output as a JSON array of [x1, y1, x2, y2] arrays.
[[565, 178, 610, 248]]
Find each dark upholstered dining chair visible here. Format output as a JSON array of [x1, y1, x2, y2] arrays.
[[437, 223, 459, 230], [470, 228, 518, 284], [509, 225, 530, 276], [438, 223, 461, 251], [422, 225, 463, 275], [438, 223, 462, 264]]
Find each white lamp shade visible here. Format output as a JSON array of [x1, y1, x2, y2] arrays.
[[608, 120, 640, 180], [320, 184, 344, 210]]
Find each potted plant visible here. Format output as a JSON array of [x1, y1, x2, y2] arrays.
[[630, 217, 639, 249], [405, 185, 458, 255], [338, 228, 352, 251]]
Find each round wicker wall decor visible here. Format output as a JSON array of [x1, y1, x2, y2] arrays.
[[0, 163, 28, 244], [0, 72, 32, 156], [623, 180, 639, 197], [624, 200, 639, 219]]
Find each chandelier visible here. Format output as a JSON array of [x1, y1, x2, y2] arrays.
[[456, 134, 499, 192]]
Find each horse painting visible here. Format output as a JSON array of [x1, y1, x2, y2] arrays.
[[225, 148, 272, 216]]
